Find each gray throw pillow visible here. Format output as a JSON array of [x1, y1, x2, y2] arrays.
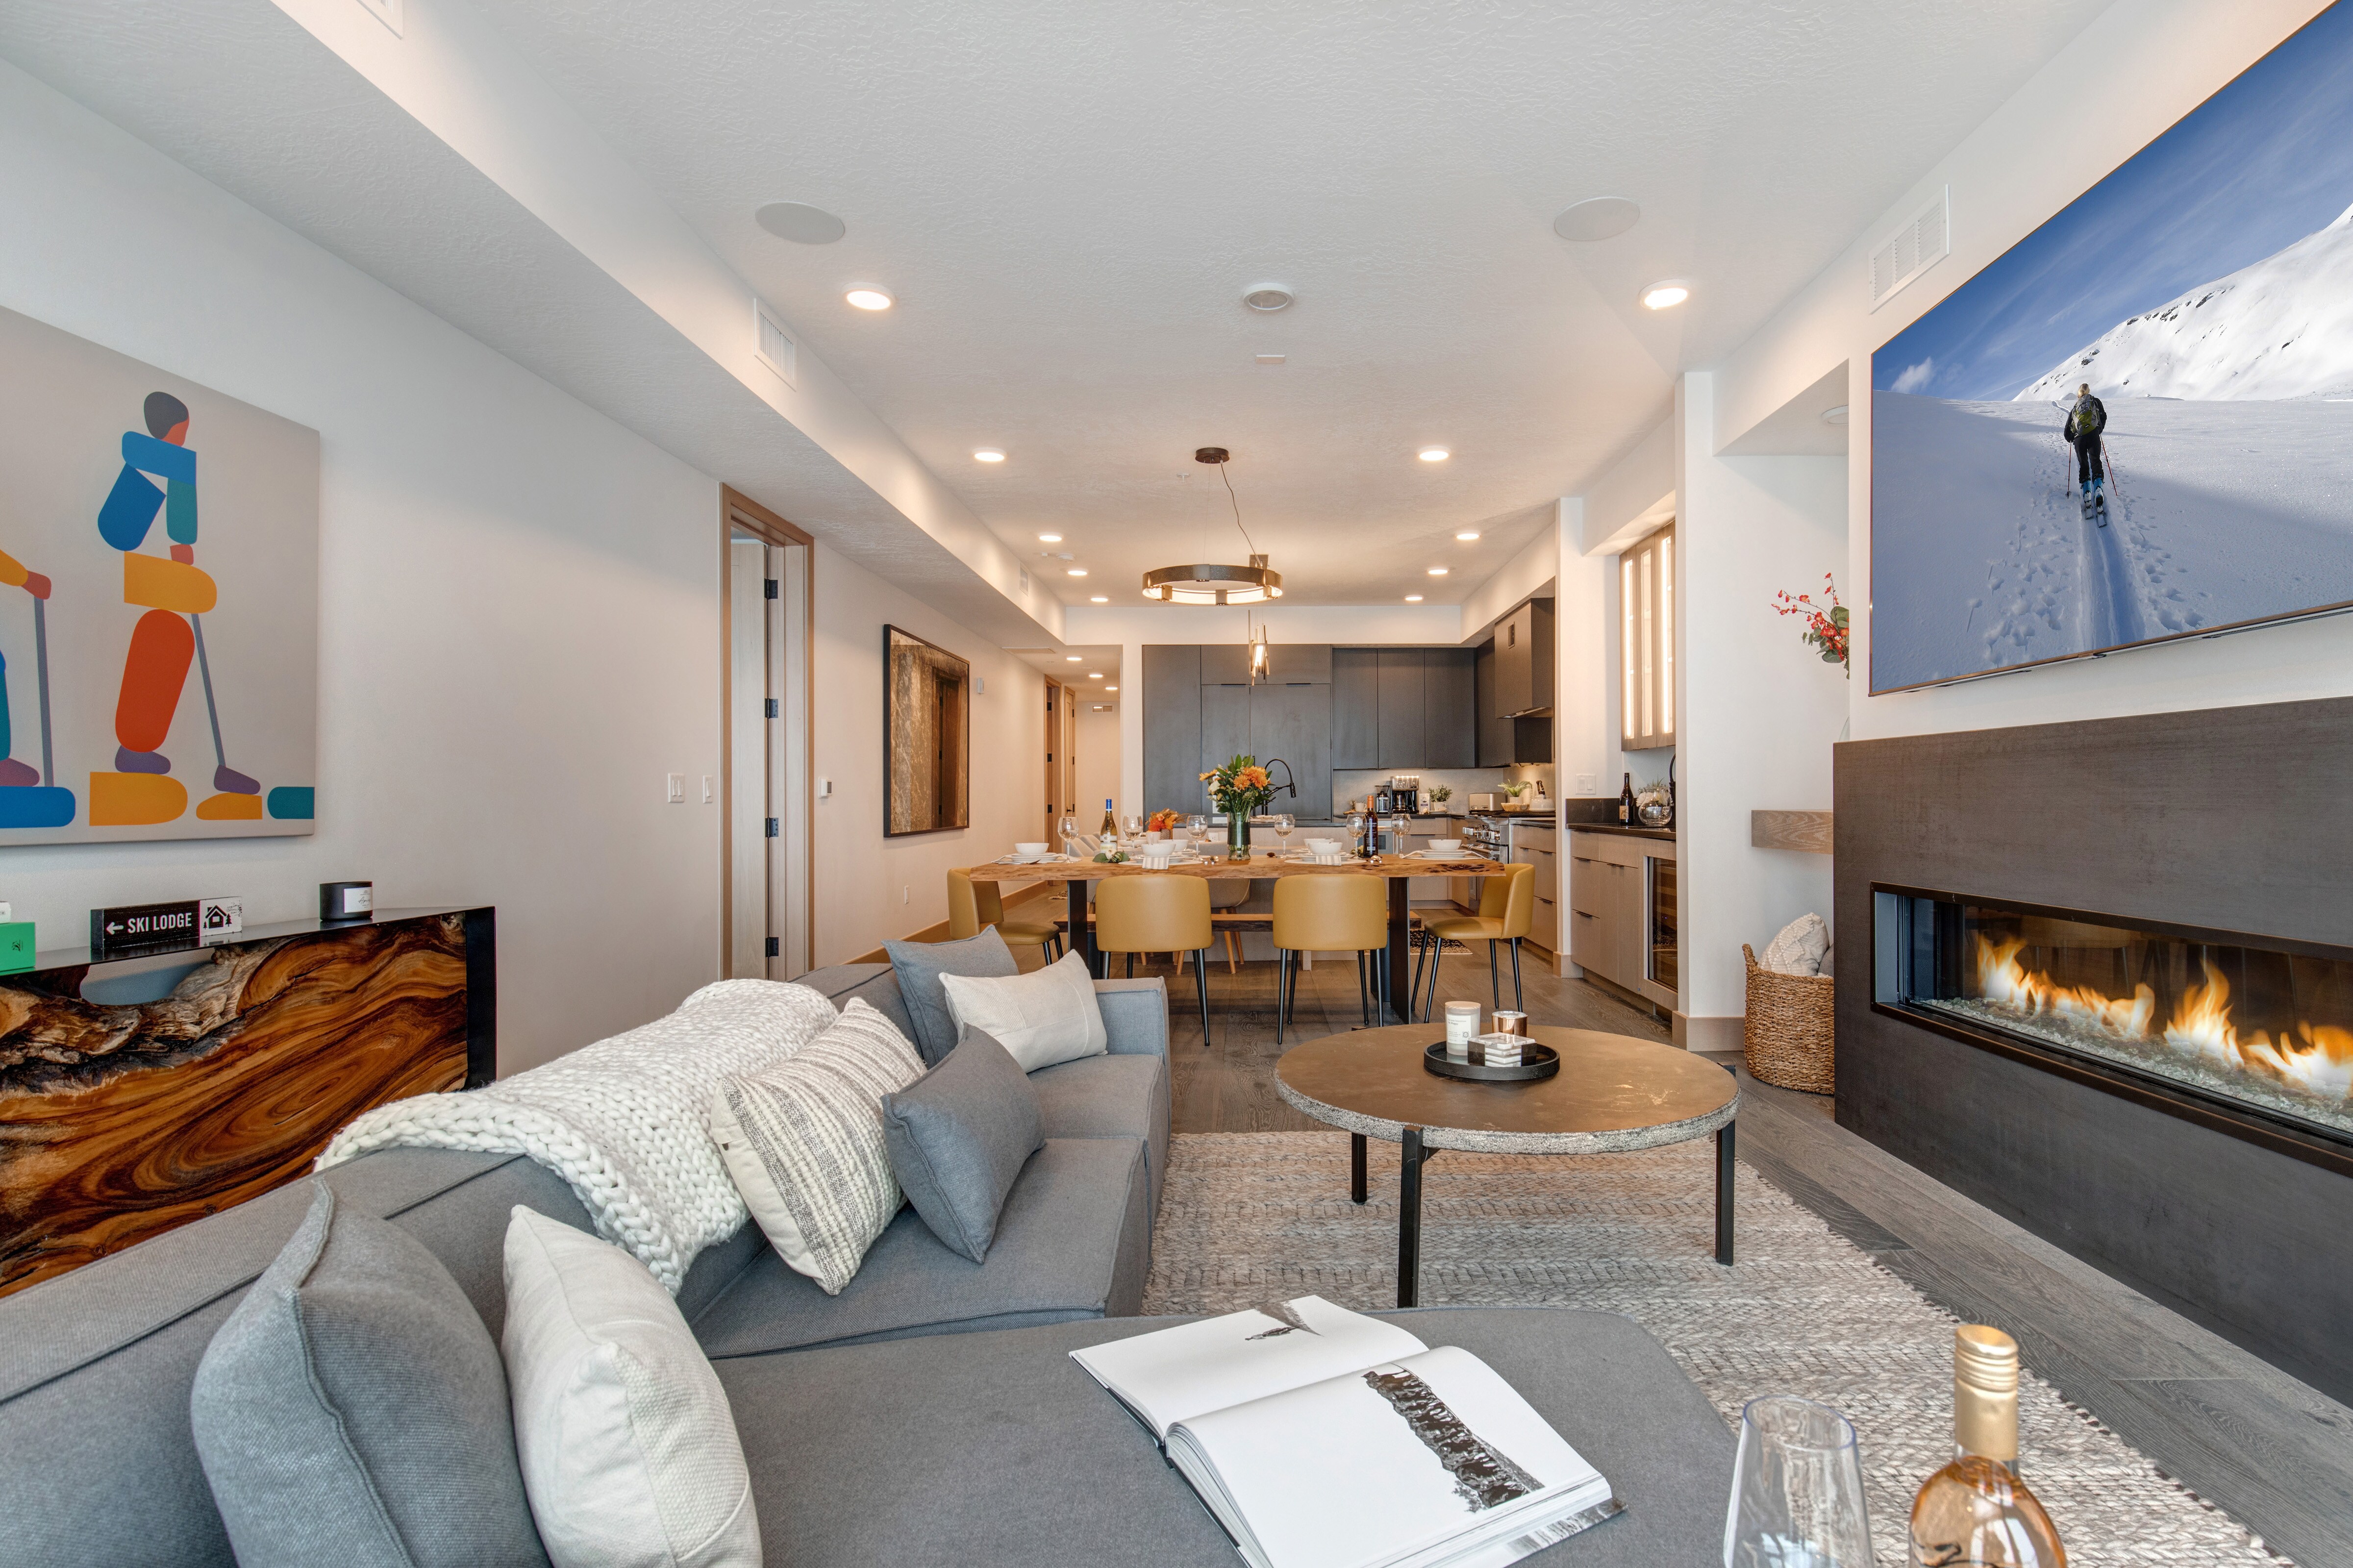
[[191, 1181, 549, 1568], [883, 926, 1018, 1064], [881, 1028, 1045, 1262]]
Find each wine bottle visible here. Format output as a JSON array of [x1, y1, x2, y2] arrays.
[[1618, 773, 1635, 826], [1909, 1326, 2066, 1567], [1099, 798, 1118, 837]]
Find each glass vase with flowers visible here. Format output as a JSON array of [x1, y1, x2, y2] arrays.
[[1200, 755, 1276, 860]]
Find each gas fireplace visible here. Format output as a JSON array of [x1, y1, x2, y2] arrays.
[[1876, 886, 2353, 1159]]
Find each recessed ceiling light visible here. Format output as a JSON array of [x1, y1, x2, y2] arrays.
[[1821, 404, 1850, 426], [1418, 447, 1450, 462], [1404, 594, 1424, 602], [1427, 567, 1449, 576], [1243, 285, 1294, 312], [1090, 595, 1108, 602], [1088, 672, 1102, 679], [1038, 532, 1062, 542], [1255, 354, 1286, 366], [1066, 568, 1088, 577], [1456, 531, 1480, 541], [1105, 685, 1119, 692], [1066, 655, 1082, 662], [753, 201, 846, 244], [974, 448, 1006, 463], [845, 287, 894, 311], [1640, 280, 1691, 311], [1552, 197, 1641, 243]]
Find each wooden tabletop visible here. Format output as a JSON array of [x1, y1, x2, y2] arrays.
[[1275, 1023, 1739, 1155], [960, 851, 1510, 883]]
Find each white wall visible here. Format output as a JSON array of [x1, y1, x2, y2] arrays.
[[809, 543, 1043, 963], [0, 63, 723, 1071], [1073, 701, 1122, 829], [1713, 0, 2349, 746], [1675, 374, 1848, 1033]]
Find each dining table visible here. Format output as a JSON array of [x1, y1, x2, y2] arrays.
[[957, 846, 1511, 1024]]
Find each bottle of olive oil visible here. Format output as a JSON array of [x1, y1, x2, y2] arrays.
[[1909, 1326, 2066, 1567]]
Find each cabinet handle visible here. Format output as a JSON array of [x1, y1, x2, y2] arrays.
[[1574, 910, 1595, 919]]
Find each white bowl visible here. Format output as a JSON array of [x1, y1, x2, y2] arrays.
[[1428, 840, 1461, 854], [1014, 842, 1048, 856], [1303, 838, 1342, 854]]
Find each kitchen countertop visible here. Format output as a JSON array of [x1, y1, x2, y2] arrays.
[[1570, 822, 1677, 842]]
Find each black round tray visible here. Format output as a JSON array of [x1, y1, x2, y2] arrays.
[[1423, 1040, 1559, 1083]]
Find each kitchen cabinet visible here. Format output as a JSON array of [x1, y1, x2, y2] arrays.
[[1422, 647, 1476, 768], [1201, 683, 1251, 778], [1376, 650, 1425, 769], [1142, 645, 1203, 817], [1249, 680, 1331, 825], [1514, 824, 1558, 956], [1332, 647, 1379, 769], [1475, 639, 1552, 765], [1494, 598, 1555, 717], [1568, 830, 1675, 1008], [1264, 642, 1332, 683], [1200, 643, 1251, 685], [1620, 525, 1675, 751]]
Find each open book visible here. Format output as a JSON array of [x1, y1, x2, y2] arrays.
[[1072, 1297, 1621, 1568]]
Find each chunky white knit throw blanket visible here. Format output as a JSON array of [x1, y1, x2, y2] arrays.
[[318, 978, 838, 1292]]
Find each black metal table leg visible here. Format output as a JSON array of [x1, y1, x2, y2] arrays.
[[1398, 1125, 1426, 1307], [1351, 1132, 1367, 1204], [1715, 1120, 1736, 1266], [1384, 880, 1410, 1021], [1067, 878, 1097, 976]]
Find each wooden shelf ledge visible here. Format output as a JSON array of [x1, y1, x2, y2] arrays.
[[1751, 810, 1833, 855]]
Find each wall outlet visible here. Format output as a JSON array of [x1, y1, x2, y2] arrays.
[[1573, 774, 1598, 796], [666, 773, 685, 803], [902, 885, 910, 904], [0, 902, 10, 922]]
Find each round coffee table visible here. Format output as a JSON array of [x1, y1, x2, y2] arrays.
[[1275, 1023, 1741, 1306]]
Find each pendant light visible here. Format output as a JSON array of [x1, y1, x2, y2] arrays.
[[1249, 622, 1271, 684], [1140, 448, 1285, 605]]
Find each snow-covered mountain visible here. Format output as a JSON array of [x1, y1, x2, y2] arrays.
[[2017, 201, 2353, 401]]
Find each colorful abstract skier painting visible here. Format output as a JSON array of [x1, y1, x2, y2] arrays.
[[0, 305, 316, 844]]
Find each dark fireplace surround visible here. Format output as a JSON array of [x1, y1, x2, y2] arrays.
[[1836, 696, 2353, 1402]]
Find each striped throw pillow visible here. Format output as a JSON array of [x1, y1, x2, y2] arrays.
[[711, 998, 926, 1294]]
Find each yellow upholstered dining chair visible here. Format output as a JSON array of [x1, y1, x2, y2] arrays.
[[1270, 875, 1389, 1044], [1094, 874, 1213, 1044], [947, 869, 1063, 963], [1415, 861, 1535, 1020]]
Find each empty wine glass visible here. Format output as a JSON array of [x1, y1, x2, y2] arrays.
[[1122, 814, 1142, 845], [1186, 815, 1207, 854], [1274, 813, 1294, 853], [1724, 1396, 1872, 1568], [1058, 815, 1078, 855]]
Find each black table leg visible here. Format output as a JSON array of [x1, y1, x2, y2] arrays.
[[1398, 1125, 1426, 1307], [1385, 879, 1411, 1022], [1067, 878, 1097, 977], [1715, 1120, 1736, 1265], [1350, 1132, 1367, 1203]]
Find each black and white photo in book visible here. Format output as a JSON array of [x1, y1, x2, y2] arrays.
[[1072, 1297, 1622, 1568]]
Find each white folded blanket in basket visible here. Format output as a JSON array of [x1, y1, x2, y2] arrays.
[[318, 979, 837, 1291]]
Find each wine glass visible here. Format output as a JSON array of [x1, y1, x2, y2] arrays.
[[1724, 1396, 1872, 1568], [1058, 815, 1078, 856], [1122, 814, 1142, 845], [1186, 815, 1207, 855], [1274, 813, 1294, 855]]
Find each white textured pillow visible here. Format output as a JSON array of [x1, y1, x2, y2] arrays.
[[709, 998, 926, 1294], [501, 1206, 760, 1568], [937, 949, 1108, 1073], [1761, 913, 1831, 976]]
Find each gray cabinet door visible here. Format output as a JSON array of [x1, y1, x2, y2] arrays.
[[1377, 649, 1426, 769], [1142, 645, 1202, 819], [1264, 642, 1332, 684], [1332, 647, 1379, 770], [1495, 604, 1533, 715], [1250, 682, 1331, 822], [1200, 643, 1252, 685], [1424, 648, 1476, 768], [1475, 639, 1511, 767], [1201, 683, 1252, 781]]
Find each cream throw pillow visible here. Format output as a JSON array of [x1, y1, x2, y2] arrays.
[[1761, 913, 1831, 976], [501, 1206, 759, 1568], [937, 949, 1108, 1073], [709, 998, 926, 1294]]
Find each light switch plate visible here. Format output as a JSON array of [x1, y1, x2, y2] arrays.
[[666, 773, 686, 803], [1574, 774, 1598, 796]]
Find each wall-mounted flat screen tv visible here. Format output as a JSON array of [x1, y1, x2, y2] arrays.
[[1870, 1, 2353, 693]]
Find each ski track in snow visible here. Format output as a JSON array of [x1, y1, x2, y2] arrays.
[[1872, 393, 2353, 689]]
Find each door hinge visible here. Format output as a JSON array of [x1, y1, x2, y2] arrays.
[[763, 578, 778, 599], [765, 697, 778, 718], [764, 936, 779, 958], [765, 817, 779, 837]]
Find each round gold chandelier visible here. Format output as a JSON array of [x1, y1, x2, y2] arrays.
[[1141, 448, 1283, 605]]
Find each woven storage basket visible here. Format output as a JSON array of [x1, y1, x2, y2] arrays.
[[1742, 943, 1835, 1094]]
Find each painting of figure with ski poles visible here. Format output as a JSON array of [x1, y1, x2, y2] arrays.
[[0, 303, 317, 845], [1868, 0, 2353, 693]]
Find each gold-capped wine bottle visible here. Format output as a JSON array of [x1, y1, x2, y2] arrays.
[[1910, 1325, 2065, 1567]]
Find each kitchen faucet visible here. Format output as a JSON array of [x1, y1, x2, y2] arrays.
[[1264, 758, 1299, 800]]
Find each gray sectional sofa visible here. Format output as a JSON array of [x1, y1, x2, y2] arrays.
[[0, 962, 1734, 1568]]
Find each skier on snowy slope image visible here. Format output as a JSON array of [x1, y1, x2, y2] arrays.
[[2064, 383, 2107, 512]]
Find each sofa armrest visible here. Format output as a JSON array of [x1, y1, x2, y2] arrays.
[[1092, 979, 1169, 1057]]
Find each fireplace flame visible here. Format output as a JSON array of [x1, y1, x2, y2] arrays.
[[1972, 937, 2353, 1105]]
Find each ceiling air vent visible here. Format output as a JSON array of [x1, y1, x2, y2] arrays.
[[752, 299, 797, 386], [1869, 186, 1949, 312]]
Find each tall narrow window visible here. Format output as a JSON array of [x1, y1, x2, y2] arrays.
[[1659, 533, 1675, 739], [1621, 556, 1636, 735], [1638, 550, 1655, 738], [1618, 522, 1676, 752]]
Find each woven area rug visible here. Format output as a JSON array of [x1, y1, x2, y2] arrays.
[[1141, 1132, 2283, 1567]]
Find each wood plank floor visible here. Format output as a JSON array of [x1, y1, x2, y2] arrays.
[[1099, 942, 2353, 1566]]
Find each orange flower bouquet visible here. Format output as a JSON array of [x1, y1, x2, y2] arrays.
[[1198, 754, 1277, 857], [1146, 808, 1185, 833]]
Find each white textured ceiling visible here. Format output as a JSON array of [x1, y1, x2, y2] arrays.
[[470, 0, 2112, 606]]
